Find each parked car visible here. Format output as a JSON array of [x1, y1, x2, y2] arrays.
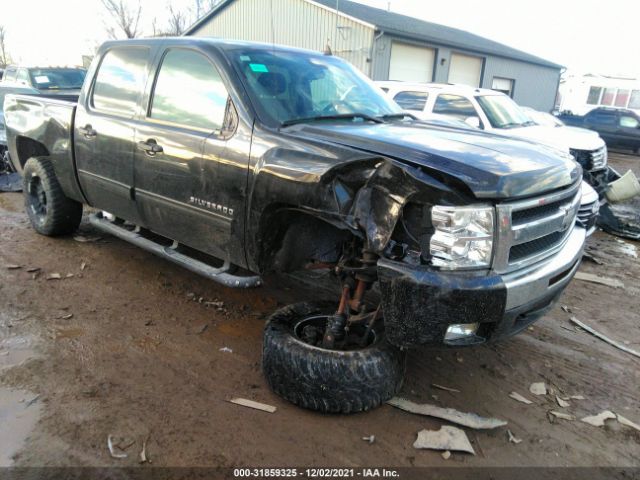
[[1, 65, 86, 96], [377, 82, 608, 186], [557, 107, 640, 154], [5, 38, 586, 414]]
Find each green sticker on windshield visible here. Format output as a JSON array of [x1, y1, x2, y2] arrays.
[[249, 63, 269, 73]]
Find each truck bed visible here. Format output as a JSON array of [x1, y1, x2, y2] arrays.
[[4, 93, 85, 204]]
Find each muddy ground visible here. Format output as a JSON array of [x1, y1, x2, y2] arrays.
[[0, 152, 639, 469]]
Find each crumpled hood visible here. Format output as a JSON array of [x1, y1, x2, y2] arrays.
[[502, 124, 605, 152], [287, 122, 580, 199]]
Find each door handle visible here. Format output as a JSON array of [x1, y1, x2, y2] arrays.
[[78, 124, 97, 139], [137, 139, 164, 155]]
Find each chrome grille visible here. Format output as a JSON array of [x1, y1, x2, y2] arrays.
[[493, 181, 582, 274], [577, 198, 600, 231], [570, 147, 607, 171]]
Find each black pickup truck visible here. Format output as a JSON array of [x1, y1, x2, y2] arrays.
[[558, 107, 640, 154], [5, 38, 586, 413]]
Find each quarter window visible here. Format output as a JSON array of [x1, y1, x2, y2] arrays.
[[150, 49, 228, 131], [433, 94, 476, 119], [92, 47, 150, 117], [393, 91, 429, 111]]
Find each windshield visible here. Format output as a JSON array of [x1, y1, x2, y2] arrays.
[[476, 94, 534, 129], [29, 68, 86, 90], [228, 49, 402, 127]]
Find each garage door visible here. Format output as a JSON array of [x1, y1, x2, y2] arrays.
[[448, 53, 483, 87], [389, 43, 435, 82]]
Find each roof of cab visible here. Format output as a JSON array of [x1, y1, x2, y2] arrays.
[[376, 81, 504, 97]]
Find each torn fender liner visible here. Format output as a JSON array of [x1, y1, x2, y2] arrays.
[[0, 173, 22, 193], [378, 259, 506, 347]]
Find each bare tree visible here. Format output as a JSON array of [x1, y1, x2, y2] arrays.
[[166, 5, 189, 35], [151, 4, 190, 37], [101, 0, 143, 39], [194, 0, 223, 19], [0, 26, 12, 68]]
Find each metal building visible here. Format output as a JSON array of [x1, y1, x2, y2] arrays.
[[185, 0, 563, 111]]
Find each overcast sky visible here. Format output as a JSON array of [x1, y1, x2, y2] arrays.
[[2, 0, 638, 77]]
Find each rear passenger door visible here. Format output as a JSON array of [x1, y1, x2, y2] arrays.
[[583, 110, 618, 146], [134, 47, 247, 263], [75, 45, 154, 223]]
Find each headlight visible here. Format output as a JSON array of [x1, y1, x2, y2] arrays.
[[430, 205, 494, 269]]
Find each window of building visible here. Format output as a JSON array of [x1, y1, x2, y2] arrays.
[[393, 91, 429, 111], [629, 90, 640, 110], [491, 77, 515, 98], [620, 115, 639, 128], [150, 49, 228, 131], [92, 47, 149, 117], [600, 88, 616, 106], [586, 86, 602, 105], [615, 89, 630, 108], [433, 94, 476, 120]]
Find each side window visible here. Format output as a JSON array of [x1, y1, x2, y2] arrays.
[[150, 49, 228, 131], [393, 91, 428, 111], [92, 47, 149, 117], [433, 94, 476, 119], [586, 111, 616, 125], [4, 68, 17, 82], [620, 115, 640, 129], [17, 69, 30, 85]]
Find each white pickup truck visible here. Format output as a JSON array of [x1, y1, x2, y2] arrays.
[[377, 82, 608, 190]]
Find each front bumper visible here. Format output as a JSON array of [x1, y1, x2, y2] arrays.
[[378, 226, 586, 348]]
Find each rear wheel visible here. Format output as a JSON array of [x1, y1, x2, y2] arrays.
[[263, 302, 406, 413], [23, 157, 82, 236]]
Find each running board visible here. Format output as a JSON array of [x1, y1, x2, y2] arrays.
[[89, 213, 262, 288]]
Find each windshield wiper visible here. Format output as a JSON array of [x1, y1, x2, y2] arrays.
[[378, 113, 417, 121], [281, 113, 384, 127]]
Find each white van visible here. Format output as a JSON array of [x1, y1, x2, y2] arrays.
[[377, 82, 608, 175]]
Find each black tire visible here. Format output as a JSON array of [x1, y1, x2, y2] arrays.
[[22, 157, 82, 236], [263, 302, 406, 414]]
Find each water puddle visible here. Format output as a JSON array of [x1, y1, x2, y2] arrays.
[[0, 336, 37, 371], [0, 387, 42, 466]]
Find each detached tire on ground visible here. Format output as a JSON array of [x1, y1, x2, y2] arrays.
[[263, 302, 406, 413], [22, 157, 82, 236]]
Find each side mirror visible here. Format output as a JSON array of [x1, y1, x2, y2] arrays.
[[464, 116, 481, 129]]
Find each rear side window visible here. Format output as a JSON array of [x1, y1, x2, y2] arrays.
[[4, 68, 17, 82], [393, 91, 428, 111], [150, 49, 228, 131], [92, 47, 150, 117], [586, 110, 616, 125], [433, 94, 476, 119]]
